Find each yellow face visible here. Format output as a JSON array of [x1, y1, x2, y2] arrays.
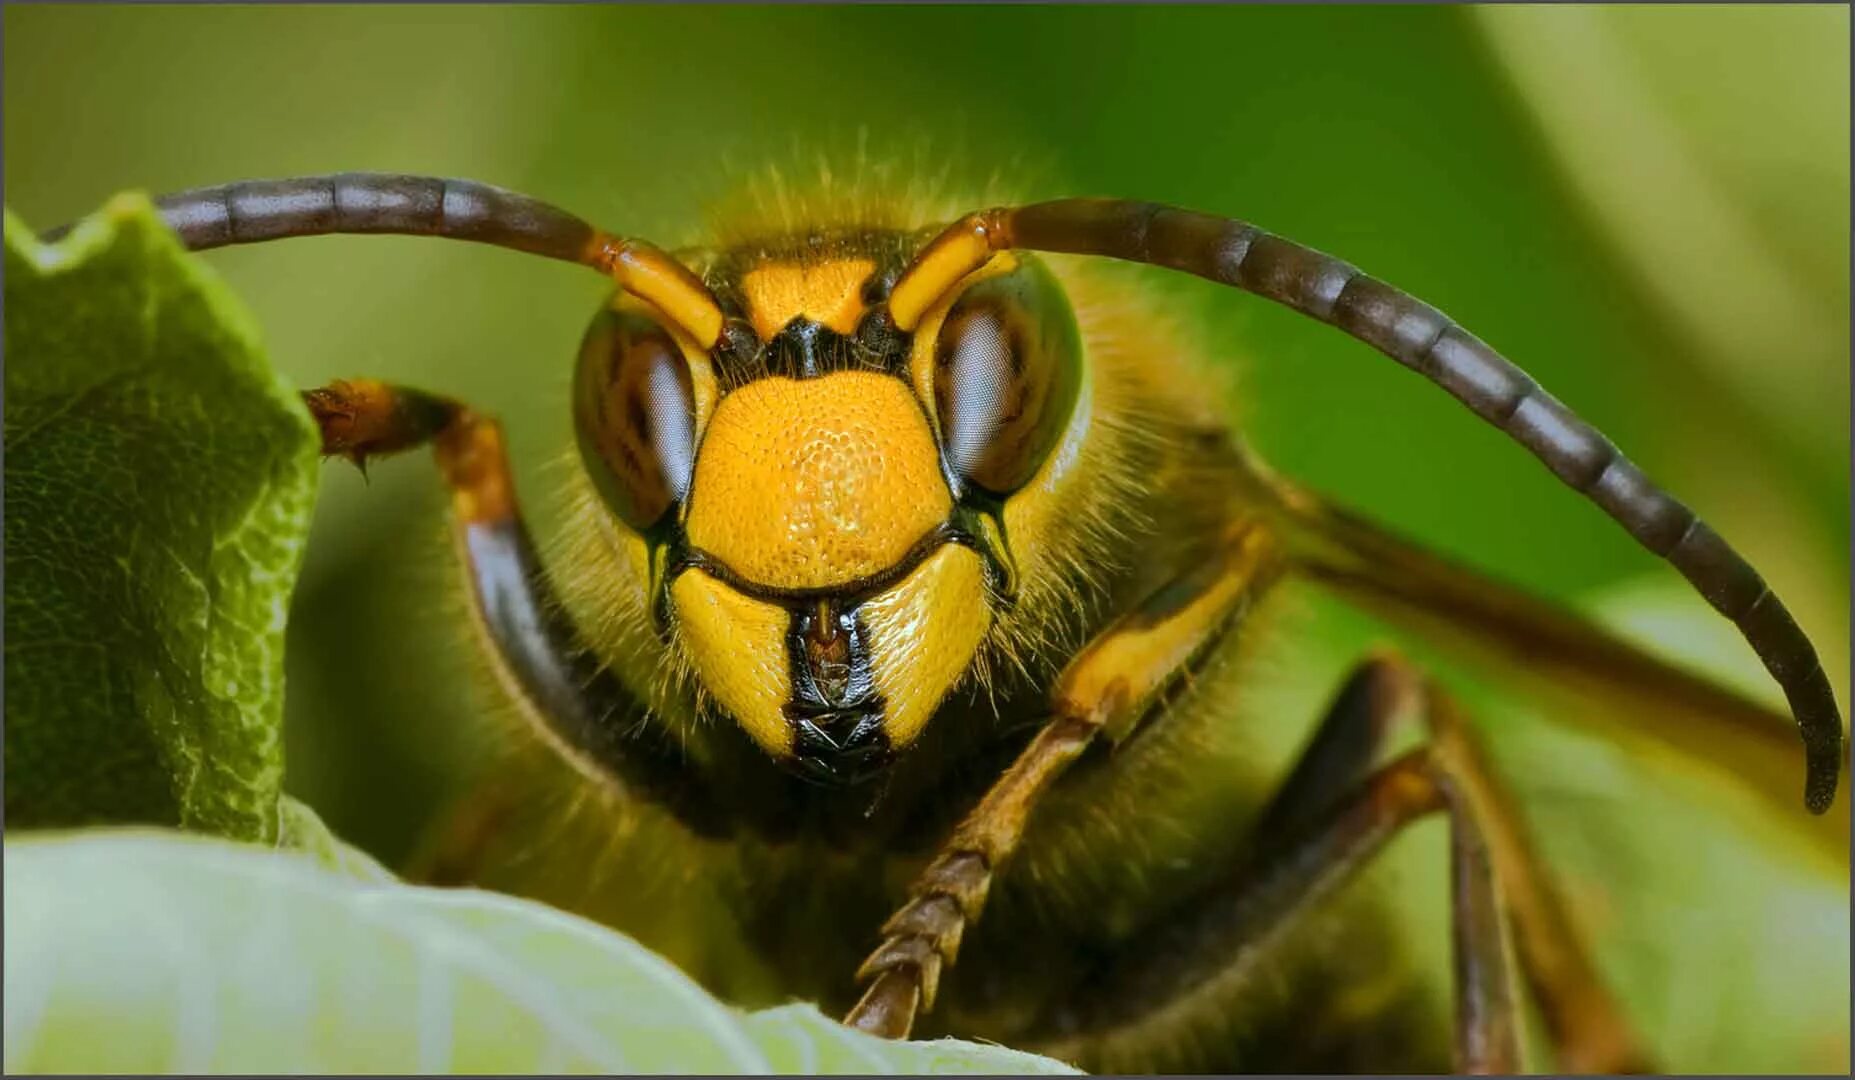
[[573, 238, 1082, 783]]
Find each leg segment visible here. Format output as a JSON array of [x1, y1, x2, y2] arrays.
[[1250, 653, 1420, 840], [1423, 690, 1650, 1074], [1282, 662, 1525, 1072], [301, 379, 727, 837], [1249, 653, 1648, 1071], [844, 522, 1285, 1037], [1449, 782, 1519, 1074], [1034, 656, 1650, 1074]]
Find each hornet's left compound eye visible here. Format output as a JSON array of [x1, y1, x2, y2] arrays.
[[574, 306, 698, 532], [930, 257, 1084, 498]]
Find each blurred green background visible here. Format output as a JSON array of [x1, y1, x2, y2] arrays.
[[5, 3, 1846, 878]]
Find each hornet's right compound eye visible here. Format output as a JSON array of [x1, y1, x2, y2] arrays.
[[930, 256, 1083, 498], [574, 306, 698, 533]]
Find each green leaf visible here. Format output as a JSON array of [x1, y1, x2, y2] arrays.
[[1, 830, 1078, 1075], [3, 196, 319, 842]]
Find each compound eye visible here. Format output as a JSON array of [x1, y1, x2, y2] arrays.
[[932, 259, 1083, 496], [574, 307, 697, 532]]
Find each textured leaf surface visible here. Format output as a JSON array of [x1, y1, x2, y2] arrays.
[[1, 831, 1078, 1075], [3, 197, 319, 841]]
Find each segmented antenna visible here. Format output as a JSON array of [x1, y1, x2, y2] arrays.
[[41, 173, 603, 265], [895, 198, 1844, 813], [39, 173, 726, 345]]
